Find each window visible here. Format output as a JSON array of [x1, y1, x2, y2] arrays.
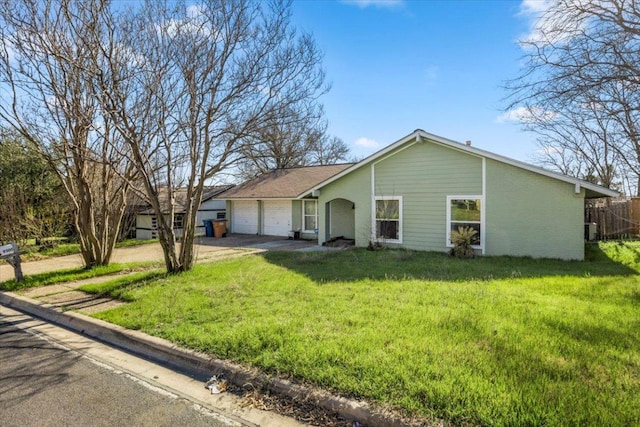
[[375, 197, 401, 242], [447, 196, 482, 247], [173, 214, 184, 229], [303, 200, 317, 232]]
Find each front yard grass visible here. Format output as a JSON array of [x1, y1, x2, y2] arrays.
[[84, 243, 639, 425], [0, 262, 160, 292]]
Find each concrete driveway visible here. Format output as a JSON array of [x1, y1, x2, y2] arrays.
[[0, 234, 320, 281]]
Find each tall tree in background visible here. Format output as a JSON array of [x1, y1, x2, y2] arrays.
[[505, 0, 640, 195], [0, 130, 71, 244], [0, 0, 137, 266], [529, 100, 620, 190], [237, 103, 349, 180], [98, 0, 328, 272]]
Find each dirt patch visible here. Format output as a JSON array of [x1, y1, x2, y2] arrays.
[[38, 290, 127, 314], [323, 237, 355, 248]]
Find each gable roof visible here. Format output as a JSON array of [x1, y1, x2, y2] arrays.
[[221, 164, 354, 200], [313, 129, 619, 199], [138, 185, 234, 214]]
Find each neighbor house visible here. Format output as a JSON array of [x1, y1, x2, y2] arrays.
[[309, 129, 618, 260], [135, 185, 233, 240], [220, 164, 353, 239]]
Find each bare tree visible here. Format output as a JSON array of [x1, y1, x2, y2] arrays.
[[97, 0, 328, 272], [237, 104, 349, 180], [506, 0, 640, 195], [531, 101, 620, 189], [0, 0, 137, 266]]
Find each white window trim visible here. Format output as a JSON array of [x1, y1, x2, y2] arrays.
[[302, 199, 318, 233], [373, 195, 403, 244], [446, 195, 484, 250], [173, 213, 184, 230]]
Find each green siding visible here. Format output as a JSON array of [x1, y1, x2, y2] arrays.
[[374, 141, 482, 251], [291, 200, 302, 232], [485, 159, 584, 260], [317, 138, 586, 260], [317, 165, 371, 246]]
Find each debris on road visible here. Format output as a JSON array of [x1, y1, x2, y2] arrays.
[[204, 373, 228, 394]]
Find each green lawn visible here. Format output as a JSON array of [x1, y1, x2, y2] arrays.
[[0, 262, 160, 292], [80, 243, 639, 425]]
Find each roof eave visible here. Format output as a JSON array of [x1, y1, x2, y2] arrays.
[[313, 129, 620, 199]]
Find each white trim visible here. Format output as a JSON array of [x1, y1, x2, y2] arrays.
[[328, 201, 332, 239], [224, 197, 294, 201], [311, 129, 618, 198], [313, 131, 422, 192], [373, 195, 403, 244], [371, 164, 376, 243], [372, 139, 418, 167], [481, 158, 486, 255], [446, 195, 484, 251], [302, 199, 318, 233]]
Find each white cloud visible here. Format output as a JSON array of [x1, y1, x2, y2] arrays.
[[341, 0, 404, 9], [156, 4, 214, 39], [519, 0, 552, 15], [495, 106, 556, 124], [355, 137, 381, 148], [536, 145, 563, 156], [517, 0, 585, 47], [186, 4, 206, 18]]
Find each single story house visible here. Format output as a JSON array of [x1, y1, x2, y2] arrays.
[[220, 164, 353, 239], [223, 130, 618, 260], [135, 185, 233, 240], [309, 129, 618, 260]]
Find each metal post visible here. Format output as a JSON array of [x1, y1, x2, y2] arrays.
[[11, 242, 23, 283]]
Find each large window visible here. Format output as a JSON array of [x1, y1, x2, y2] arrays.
[[303, 200, 317, 232], [375, 196, 402, 242], [447, 196, 482, 247]]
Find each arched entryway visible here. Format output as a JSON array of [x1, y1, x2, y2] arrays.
[[325, 198, 355, 244]]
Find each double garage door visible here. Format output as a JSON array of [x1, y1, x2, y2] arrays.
[[231, 200, 291, 237]]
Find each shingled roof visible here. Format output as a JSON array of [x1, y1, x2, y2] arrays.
[[221, 164, 353, 199]]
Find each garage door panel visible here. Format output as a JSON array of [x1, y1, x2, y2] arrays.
[[262, 201, 291, 236], [232, 201, 258, 234]]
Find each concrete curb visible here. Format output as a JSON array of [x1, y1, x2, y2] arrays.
[[0, 291, 410, 427]]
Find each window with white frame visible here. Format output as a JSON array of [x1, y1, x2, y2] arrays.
[[375, 196, 401, 242], [173, 214, 184, 229], [303, 200, 317, 232], [447, 196, 482, 247]]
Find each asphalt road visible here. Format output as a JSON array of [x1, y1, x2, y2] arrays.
[[0, 315, 238, 427]]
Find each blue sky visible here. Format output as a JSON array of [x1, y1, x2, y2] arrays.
[[290, 0, 540, 162]]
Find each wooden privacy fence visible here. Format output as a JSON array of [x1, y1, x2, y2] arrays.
[[584, 198, 640, 240]]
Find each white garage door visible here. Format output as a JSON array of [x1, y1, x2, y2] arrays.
[[262, 201, 291, 236], [232, 201, 258, 234]]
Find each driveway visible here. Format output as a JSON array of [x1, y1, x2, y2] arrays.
[[0, 234, 321, 280]]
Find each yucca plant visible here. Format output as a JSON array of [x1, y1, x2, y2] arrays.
[[450, 226, 478, 258]]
